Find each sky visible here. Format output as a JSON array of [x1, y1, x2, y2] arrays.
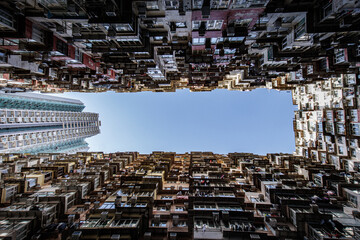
[[52, 88, 297, 154]]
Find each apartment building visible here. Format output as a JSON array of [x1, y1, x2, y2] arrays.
[[0, 151, 356, 239], [0, 0, 356, 93], [291, 74, 360, 173], [0, 92, 100, 153]]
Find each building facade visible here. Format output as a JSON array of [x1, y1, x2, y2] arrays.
[[0, 92, 100, 153], [0, 151, 357, 239]]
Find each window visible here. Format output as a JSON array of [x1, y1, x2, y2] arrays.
[[319, 153, 327, 164], [211, 0, 230, 8], [192, 38, 205, 45], [232, 0, 268, 8], [194, 204, 216, 210], [294, 18, 306, 40], [228, 37, 244, 42], [0, 39, 18, 46], [338, 146, 344, 155], [351, 123, 360, 136], [336, 111, 345, 122], [268, 46, 274, 60], [347, 193, 357, 207], [177, 221, 187, 227], [161, 196, 173, 200], [193, 0, 203, 9], [151, 221, 167, 227], [175, 22, 186, 28], [165, 0, 179, 9], [326, 111, 333, 119], [290, 209, 297, 226], [214, 49, 236, 55], [157, 206, 167, 211], [56, 40, 68, 55], [206, 20, 223, 30], [323, 2, 333, 19], [307, 65, 313, 75], [0, 52, 5, 63], [146, 2, 159, 10], [282, 16, 295, 23], [75, 48, 83, 62], [192, 21, 201, 30], [355, 163, 360, 172], [335, 49, 347, 63], [211, 38, 219, 44], [234, 18, 252, 27], [350, 139, 357, 147], [115, 24, 133, 32], [175, 206, 184, 211], [350, 148, 357, 158], [192, 20, 223, 30], [0, 9, 13, 28], [32, 27, 44, 43], [319, 58, 328, 70]]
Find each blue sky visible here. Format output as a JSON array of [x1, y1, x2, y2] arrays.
[[53, 88, 296, 154]]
